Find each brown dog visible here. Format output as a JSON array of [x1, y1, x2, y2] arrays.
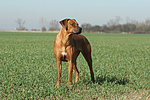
[[53, 18, 94, 86]]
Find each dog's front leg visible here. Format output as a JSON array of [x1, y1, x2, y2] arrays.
[[56, 60, 62, 86], [68, 60, 73, 86]]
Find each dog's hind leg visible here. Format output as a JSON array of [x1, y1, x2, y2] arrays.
[[81, 51, 95, 83]]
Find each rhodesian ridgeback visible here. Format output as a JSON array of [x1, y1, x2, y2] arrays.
[[53, 18, 94, 86]]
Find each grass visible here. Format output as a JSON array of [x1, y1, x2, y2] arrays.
[[0, 32, 150, 99]]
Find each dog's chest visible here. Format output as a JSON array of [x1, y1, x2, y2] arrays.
[[61, 52, 68, 62], [61, 52, 67, 57]]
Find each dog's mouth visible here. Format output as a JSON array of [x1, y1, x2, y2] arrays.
[[71, 27, 82, 35]]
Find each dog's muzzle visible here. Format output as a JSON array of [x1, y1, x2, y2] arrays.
[[72, 27, 82, 35]]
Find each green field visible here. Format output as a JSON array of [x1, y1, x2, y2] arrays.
[[0, 32, 150, 99]]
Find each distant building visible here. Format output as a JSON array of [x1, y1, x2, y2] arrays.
[[15, 27, 26, 30]]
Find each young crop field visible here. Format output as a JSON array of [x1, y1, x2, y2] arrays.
[[0, 32, 150, 99]]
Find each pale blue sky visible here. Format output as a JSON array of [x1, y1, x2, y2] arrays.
[[0, 0, 150, 30]]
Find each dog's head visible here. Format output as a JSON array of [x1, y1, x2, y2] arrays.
[[59, 18, 82, 35]]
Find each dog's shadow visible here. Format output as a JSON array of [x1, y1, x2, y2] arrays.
[[95, 75, 129, 85]]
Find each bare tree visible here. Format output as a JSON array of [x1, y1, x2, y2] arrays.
[[49, 20, 60, 31], [115, 16, 122, 25], [107, 16, 122, 31], [39, 17, 47, 31], [126, 16, 130, 24], [107, 19, 116, 30], [81, 23, 92, 32], [15, 18, 26, 30], [145, 18, 150, 31]]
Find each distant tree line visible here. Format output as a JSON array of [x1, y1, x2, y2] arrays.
[[81, 16, 150, 34], [15, 17, 60, 32], [15, 16, 150, 34], [39, 17, 60, 32]]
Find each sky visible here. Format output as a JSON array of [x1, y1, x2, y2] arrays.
[[0, 0, 150, 30]]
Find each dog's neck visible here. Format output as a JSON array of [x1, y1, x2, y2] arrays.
[[59, 27, 73, 47]]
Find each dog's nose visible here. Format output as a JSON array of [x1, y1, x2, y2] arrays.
[[78, 27, 82, 32]]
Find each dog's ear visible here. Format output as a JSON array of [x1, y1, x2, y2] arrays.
[[59, 19, 70, 30]]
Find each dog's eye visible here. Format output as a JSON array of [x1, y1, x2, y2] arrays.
[[71, 23, 75, 26]]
